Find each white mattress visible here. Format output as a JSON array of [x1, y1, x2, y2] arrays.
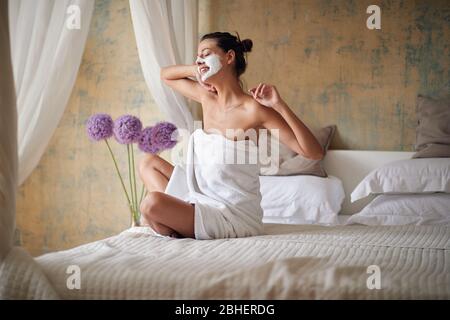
[[35, 223, 450, 299]]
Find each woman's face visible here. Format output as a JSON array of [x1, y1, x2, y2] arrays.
[[196, 39, 234, 82]]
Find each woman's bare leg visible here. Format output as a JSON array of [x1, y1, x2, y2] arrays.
[[140, 191, 195, 238], [138, 154, 183, 236], [138, 154, 174, 193]]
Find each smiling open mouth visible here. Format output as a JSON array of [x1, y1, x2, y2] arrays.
[[200, 66, 209, 74]]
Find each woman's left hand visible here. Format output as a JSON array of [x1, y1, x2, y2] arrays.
[[248, 83, 282, 109], [195, 68, 217, 94]]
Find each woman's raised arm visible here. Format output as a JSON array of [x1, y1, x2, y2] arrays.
[[161, 65, 208, 103], [161, 65, 203, 102], [250, 83, 324, 161]]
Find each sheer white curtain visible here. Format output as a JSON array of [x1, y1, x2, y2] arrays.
[[129, 0, 198, 133], [9, 0, 94, 185], [0, 0, 17, 259], [0, 1, 59, 299]]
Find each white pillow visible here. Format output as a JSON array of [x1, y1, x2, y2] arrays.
[[346, 193, 450, 226], [351, 158, 450, 202], [260, 175, 345, 225]]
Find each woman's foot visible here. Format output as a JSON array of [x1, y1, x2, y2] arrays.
[[169, 231, 183, 238]]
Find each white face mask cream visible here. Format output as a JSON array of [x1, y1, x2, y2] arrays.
[[196, 54, 222, 81]]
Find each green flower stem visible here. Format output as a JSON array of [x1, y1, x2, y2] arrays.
[[139, 183, 145, 205], [104, 139, 133, 216], [130, 144, 139, 223], [127, 144, 135, 218]]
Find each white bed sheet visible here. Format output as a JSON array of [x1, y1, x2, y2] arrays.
[[35, 223, 450, 299], [337, 215, 352, 225]]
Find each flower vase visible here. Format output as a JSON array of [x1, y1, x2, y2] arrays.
[[131, 212, 141, 228]]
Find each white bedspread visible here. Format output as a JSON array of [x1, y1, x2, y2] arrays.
[[0, 247, 59, 299], [34, 223, 450, 299]]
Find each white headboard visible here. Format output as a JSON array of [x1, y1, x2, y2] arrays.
[[323, 150, 415, 215]]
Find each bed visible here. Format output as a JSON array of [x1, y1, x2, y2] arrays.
[[31, 150, 450, 299], [34, 222, 449, 299]]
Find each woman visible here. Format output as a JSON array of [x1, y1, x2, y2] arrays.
[[139, 32, 323, 239]]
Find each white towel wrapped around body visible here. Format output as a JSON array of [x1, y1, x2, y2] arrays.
[[164, 129, 264, 239]]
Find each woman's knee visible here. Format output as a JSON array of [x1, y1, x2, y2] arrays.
[[138, 154, 160, 177], [140, 191, 165, 219]]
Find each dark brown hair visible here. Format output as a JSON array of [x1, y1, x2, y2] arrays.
[[200, 31, 253, 78]]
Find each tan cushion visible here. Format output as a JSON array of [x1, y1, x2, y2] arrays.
[[259, 125, 336, 177], [412, 95, 450, 159]]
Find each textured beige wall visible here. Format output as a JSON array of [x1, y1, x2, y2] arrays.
[[16, 0, 449, 256], [199, 0, 449, 150], [16, 0, 167, 256]]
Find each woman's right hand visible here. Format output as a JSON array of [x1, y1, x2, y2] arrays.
[[195, 68, 217, 94]]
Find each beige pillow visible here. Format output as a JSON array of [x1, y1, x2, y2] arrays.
[[259, 125, 336, 177], [412, 94, 450, 159]]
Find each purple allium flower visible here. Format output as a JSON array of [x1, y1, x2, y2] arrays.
[[113, 115, 142, 144], [151, 121, 178, 150], [138, 126, 161, 154], [86, 113, 114, 141]]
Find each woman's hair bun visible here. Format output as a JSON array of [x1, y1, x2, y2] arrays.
[[241, 39, 253, 53]]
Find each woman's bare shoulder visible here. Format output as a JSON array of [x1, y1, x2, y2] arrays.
[[199, 90, 220, 109], [243, 94, 263, 111], [244, 94, 276, 121]]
